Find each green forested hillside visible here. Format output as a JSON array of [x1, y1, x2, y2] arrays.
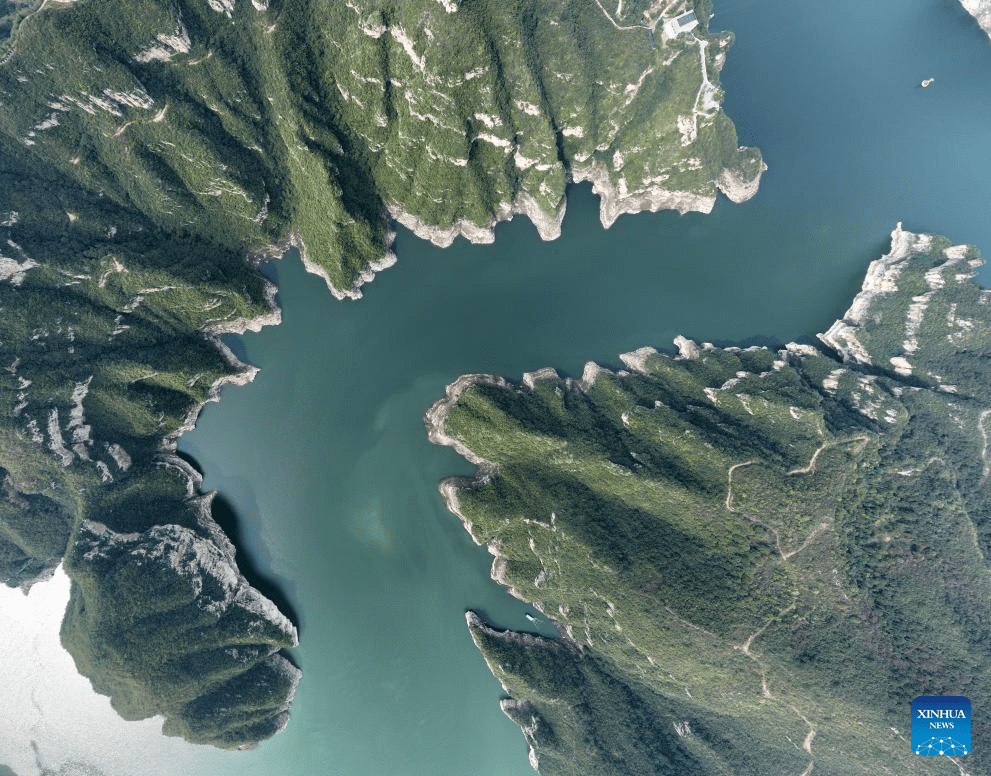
[[0, 0, 760, 750], [1, 0, 760, 295], [0, 0, 37, 48], [429, 225, 991, 775]]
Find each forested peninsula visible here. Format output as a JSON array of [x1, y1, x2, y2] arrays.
[[0, 0, 760, 751], [428, 225, 991, 775]]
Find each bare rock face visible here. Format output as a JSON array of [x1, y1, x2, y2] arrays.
[[962, 0, 991, 39], [61, 517, 299, 749], [819, 223, 989, 398]]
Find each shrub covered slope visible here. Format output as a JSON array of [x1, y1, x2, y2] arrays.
[[0, 0, 760, 750], [429, 225, 991, 775]]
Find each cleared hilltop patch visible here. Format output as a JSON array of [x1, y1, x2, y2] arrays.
[[429, 225, 991, 775]]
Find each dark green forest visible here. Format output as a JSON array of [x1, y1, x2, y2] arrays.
[[0, 0, 759, 753], [432, 226, 991, 775]]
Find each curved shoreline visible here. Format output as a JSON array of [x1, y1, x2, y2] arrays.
[[425, 373, 505, 548], [425, 373, 534, 603], [162, 114, 768, 748], [962, 0, 991, 39], [423, 224, 983, 643], [465, 610, 566, 772], [389, 191, 567, 249], [385, 155, 765, 253]]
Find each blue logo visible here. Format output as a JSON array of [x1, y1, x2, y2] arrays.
[[912, 696, 970, 756]]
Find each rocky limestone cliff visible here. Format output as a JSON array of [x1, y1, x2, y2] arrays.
[[963, 0, 991, 38], [0, 0, 762, 751], [60, 459, 300, 750], [0, 0, 762, 297], [430, 225, 991, 775]]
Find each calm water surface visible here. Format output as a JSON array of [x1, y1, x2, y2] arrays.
[[4, 1, 991, 774]]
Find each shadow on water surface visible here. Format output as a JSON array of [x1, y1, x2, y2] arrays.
[[173, 449, 204, 477], [258, 259, 280, 284], [209, 493, 304, 650], [219, 332, 249, 364], [176, 428, 301, 668]]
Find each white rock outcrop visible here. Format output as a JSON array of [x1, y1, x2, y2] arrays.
[[962, 0, 991, 39]]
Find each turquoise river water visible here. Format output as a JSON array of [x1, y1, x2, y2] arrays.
[[2, 1, 991, 774]]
